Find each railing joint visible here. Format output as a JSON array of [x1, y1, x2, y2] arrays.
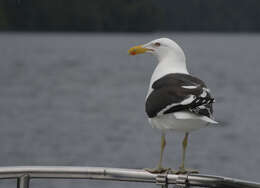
[[176, 174, 190, 188], [156, 173, 168, 188]]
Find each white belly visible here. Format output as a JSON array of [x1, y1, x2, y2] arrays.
[[148, 111, 209, 132]]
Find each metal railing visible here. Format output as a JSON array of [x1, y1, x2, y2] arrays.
[[0, 166, 259, 188]]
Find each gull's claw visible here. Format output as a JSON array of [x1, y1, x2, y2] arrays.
[[144, 167, 171, 174], [174, 167, 199, 174]]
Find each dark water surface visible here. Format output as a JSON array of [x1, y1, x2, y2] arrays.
[[0, 32, 259, 187]]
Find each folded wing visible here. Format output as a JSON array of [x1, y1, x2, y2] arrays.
[[145, 73, 215, 119]]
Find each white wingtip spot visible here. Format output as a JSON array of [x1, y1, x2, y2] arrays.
[[182, 85, 198, 89], [200, 90, 207, 98], [203, 87, 211, 92]]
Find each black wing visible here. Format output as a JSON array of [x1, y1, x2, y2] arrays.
[[145, 73, 214, 118]]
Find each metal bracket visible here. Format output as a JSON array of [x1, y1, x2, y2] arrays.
[[175, 174, 190, 188], [156, 174, 168, 188], [17, 174, 30, 188]]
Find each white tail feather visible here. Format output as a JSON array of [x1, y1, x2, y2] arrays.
[[174, 111, 218, 124]]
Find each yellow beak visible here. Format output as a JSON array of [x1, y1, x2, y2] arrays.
[[128, 45, 150, 55]]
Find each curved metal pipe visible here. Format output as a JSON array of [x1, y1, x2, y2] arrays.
[[0, 166, 258, 188]]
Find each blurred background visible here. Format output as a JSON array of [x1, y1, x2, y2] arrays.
[[0, 0, 260, 188], [2, 0, 260, 32]]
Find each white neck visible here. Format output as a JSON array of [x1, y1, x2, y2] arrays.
[[150, 56, 188, 84]]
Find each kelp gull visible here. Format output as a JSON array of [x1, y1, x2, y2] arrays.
[[128, 38, 218, 174]]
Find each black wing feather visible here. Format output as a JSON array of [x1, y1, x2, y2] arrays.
[[145, 73, 214, 118]]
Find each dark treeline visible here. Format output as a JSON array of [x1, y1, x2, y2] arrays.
[[1, 0, 260, 32]]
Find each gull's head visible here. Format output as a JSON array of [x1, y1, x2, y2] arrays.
[[128, 38, 186, 62]]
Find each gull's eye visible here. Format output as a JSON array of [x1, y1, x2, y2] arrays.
[[154, 42, 161, 47]]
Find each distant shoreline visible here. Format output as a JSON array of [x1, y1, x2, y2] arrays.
[[0, 30, 260, 34]]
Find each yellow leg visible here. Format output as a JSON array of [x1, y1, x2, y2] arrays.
[[145, 133, 170, 173], [180, 132, 188, 170], [158, 132, 166, 168], [176, 133, 198, 174]]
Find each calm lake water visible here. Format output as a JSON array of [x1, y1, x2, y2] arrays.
[[0, 32, 259, 187]]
